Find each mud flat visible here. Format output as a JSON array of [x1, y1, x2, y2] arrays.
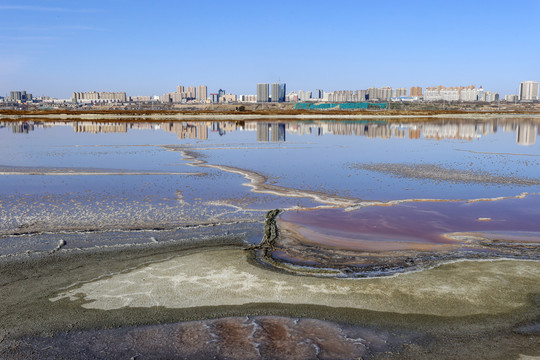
[[0, 228, 538, 359], [354, 163, 540, 186]]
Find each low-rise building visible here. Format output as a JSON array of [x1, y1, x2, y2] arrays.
[[73, 91, 127, 103]]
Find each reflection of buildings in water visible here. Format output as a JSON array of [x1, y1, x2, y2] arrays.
[[294, 123, 323, 136], [5, 119, 538, 146], [516, 123, 537, 146], [422, 123, 486, 141], [365, 125, 391, 139], [502, 122, 517, 133], [423, 124, 460, 140], [163, 122, 209, 140], [393, 128, 406, 138], [255, 122, 286, 142], [408, 128, 421, 139], [270, 123, 286, 142], [326, 123, 392, 139], [326, 123, 367, 136], [131, 123, 154, 130], [211, 122, 225, 136], [197, 124, 209, 140], [7, 122, 35, 134], [257, 123, 270, 142], [73, 122, 128, 134], [211, 122, 237, 136]]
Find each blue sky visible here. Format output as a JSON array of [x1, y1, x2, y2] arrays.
[[0, 0, 538, 98]]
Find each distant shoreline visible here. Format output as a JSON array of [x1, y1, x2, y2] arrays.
[[2, 108, 540, 122]]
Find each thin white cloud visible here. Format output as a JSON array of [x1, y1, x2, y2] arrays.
[[0, 5, 100, 13]]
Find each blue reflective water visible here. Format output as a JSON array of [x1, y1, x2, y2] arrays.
[[0, 118, 539, 235]]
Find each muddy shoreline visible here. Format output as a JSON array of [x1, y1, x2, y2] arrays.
[[3, 110, 540, 122], [1, 231, 539, 359]]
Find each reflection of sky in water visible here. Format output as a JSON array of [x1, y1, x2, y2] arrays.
[[201, 126, 540, 201], [1, 120, 539, 208], [0, 127, 194, 170]]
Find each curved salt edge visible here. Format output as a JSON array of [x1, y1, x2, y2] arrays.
[[164, 146, 538, 211]]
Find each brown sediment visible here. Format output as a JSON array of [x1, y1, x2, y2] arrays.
[[3, 316, 371, 360]]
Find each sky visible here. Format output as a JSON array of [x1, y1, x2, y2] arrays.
[[0, 0, 539, 98]]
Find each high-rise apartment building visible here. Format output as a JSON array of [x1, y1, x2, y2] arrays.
[[356, 90, 368, 101], [423, 85, 489, 102], [394, 88, 407, 97], [298, 90, 312, 102], [410, 87, 423, 97], [519, 81, 539, 101], [257, 83, 269, 102], [271, 83, 286, 102], [279, 83, 286, 102], [271, 83, 280, 102], [197, 85, 207, 101], [378, 87, 393, 100], [185, 87, 196, 99], [367, 88, 378, 100], [9, 91, 32, 102]]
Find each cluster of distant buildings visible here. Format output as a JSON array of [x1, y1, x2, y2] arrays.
[[1, 81, 538, 106], [72, 91, 128, 103], [289, 81, 538, 103]]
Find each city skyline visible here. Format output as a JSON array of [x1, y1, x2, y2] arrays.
[[1, 0, 539, 98], [7, 80, 540, 104]]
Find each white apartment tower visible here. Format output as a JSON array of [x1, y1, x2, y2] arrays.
[[519, 81, 539, 101], [197, 85, 207, 101], [394, 88, 407, 97]]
